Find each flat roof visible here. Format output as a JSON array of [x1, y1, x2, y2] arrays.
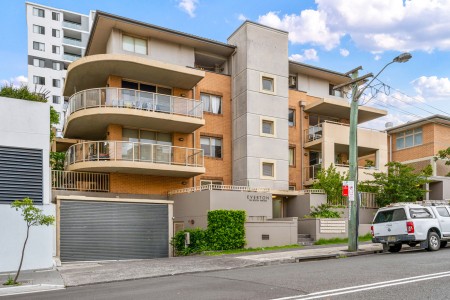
[[227, 20, 289, 41], [86, 11, 236, 57], [289, 60, 350, 84], [386, 114, 450, 133]]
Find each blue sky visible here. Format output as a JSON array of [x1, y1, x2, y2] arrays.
[[1, 0, 449, 129]]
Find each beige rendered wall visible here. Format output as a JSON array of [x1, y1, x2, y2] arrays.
[[209, 190, 272, 219], [285, 194, 328, 218], [245, 219, 298, 248], [171, 191, 211, 229]]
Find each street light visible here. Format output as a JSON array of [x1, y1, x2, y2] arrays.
[[346, 52, 412, 252]]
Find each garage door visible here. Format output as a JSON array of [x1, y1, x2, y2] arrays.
[[60, 200, 168, 262]]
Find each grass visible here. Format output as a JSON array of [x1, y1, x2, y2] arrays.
[[2, 275, 20, 286], [204, 244, 302, 256], [314, 233, 373, 246]]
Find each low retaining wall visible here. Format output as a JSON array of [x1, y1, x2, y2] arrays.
[[245, 218, 298, 248], [298, 218, 373, 241]]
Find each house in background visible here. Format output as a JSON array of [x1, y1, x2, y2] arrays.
[[386, 115, 450, 200]]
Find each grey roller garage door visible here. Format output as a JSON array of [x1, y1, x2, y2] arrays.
[[60, 200, 168, 262]]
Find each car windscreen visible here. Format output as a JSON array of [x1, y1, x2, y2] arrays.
[[409, 208, 433, 219], [373, 208, 406, 224]]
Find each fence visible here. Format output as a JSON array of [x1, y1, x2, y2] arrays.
[[52, 170, 109, 192]]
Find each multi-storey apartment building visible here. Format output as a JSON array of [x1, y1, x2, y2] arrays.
[[387, 115, 450, 200], [26, 2, 94, 134], [53, 11, 388, 261]]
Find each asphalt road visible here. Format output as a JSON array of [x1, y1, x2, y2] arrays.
[[7, 247, 450, 300]]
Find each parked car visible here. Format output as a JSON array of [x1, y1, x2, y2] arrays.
[[371, 203, 450, 253]]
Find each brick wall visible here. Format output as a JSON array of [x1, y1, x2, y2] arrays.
[[392, 123, 436, 162]]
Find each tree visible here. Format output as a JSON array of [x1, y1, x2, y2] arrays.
[[361, 162, 430, 207], [9, 198, 55, 285], [50, 152, 65, 170], [312, 164, 348, 206], [50, 106, 59, 142], [435, 147, 450, 176]]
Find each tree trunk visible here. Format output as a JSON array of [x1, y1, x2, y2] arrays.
[[14, 225, 30, 284]]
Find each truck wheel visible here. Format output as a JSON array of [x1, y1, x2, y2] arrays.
[[427, 232, 440, 251], [440, 241, 448, 248], [388, 244, 402, 253]]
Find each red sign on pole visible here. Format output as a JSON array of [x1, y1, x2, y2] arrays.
[[342, 184, 349, 196]]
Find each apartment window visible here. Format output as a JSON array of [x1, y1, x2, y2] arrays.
[[289, 185, 296, 191], [329, 84, 343, 98], [201, 93, 222, 114], [33, 58, 45, 67], [289, 75, 297, 89], [261, 119, 274, 136], [53, 79, 60, 88], [52, 62, 61, 70], [33, 25, 45, 35], [200, 180, 224, 186], [52, 12, 60, 21], [33, 41, 45, 51], [33, 7, 45, 18], [262, 77, 274, 92], [52, 45, 60, 54], [396, 127, 423, 150], [289, 147, 295, 167], [288, 109, 295, 126], [262, 162, 274, 177], [33, 76, 45, 85], [52, 96, 60, 104], [52, 29, 60, 38], [200, 136, 222, 158], [122, 35, 147, 55]]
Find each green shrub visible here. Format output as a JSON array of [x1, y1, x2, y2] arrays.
[[172, 228, 208, 256], [305, 204, 342, 219], [207, 210, 246, 250], [0, 84, 47, 103]]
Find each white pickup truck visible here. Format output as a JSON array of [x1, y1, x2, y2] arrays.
[[371, 203, 450, 253]]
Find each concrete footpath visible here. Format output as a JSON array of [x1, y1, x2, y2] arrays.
[[0, 243, 383, 295], [0, 269, 65, 297]]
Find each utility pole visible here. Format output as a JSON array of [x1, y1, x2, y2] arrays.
[[334, 53, 412, 252]]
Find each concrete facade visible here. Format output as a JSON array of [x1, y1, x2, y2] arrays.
[[0, 96, 54, 273]]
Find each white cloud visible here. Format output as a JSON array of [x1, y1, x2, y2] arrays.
[[339, 48, 349, 57], [412, 76, 450, 101], [258, 0, 450, 53], [238, 14, 247, 22], [258, 11, 343, 50], [1, 75, 27, 88], [289, 49, 319, 62], [362, 113, 417, 130], [178, 0, 198, 18], [374, 55, 381, 61]]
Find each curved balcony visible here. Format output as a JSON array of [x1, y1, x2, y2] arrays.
[[63, 88, 205, 139], [65, 141, 205, 177]]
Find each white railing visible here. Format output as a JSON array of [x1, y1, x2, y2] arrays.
[[360, 192, 378, 208], [65, 141, 204, 168], [66, 88, 203, 123], [299, 189, 325, 195], [63, 37, 82, 47], [52, 170, 109, 192], [168, 184, 270, 196]]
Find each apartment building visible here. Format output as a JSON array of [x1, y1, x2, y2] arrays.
[[26, 2, 94, 134], [53, 11, 388, 261], [387, 115, 450, 200]]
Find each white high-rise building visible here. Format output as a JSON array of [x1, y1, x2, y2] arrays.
[[26, 2, 94, 135]]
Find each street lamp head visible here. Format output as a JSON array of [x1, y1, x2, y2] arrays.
[[393, 52, 412, 63]]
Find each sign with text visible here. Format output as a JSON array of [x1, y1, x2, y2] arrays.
[[342, 181, 355, 202]]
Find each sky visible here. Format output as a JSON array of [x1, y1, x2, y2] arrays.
[[1, 0, 449, 129]]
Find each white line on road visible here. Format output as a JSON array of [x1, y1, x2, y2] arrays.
[[272, 270, 450, 300]]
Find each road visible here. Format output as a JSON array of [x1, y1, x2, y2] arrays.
[[7, 247, 450, 300]]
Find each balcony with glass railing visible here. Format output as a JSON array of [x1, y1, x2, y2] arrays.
[[65, 141, 205, 177], [63, 53, 82, 62], [63, 36, 83, 47], [64, 88, 205, 139], [303, 163, 378, 185], [62, 20, 82, 30]]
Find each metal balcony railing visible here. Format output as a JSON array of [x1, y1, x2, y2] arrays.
[[65, 141, 204, 168], [66, 88, 204, 122], [52, 170, 109, 192], [303, 164, 322, 182]]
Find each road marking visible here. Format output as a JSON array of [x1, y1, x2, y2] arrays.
[[272, 270, 450, 300]]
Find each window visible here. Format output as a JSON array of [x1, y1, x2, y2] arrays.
[[52, 45, 60, 54], [396, 128, 422, 150], [374, 209, 407, 224], [52, 12, 59, 21], [33, 7, 45, 17], [289, 75, 297, 89], [262, 119, 274, 135], [33, 25, 45, 35], [262, 76, 274, 92], [288, 109, 295, 126], [329, 84, 343, 97], [122, 35, 147, 55], [33, 41, 45, 51], [289, 185, 296, 191], [201, 93, 222, 114], [33, 58, 45, 67], [289, 147, 295, 167], [437, 207, 450, 218], [52, 96, 60, 104], [53, 79, 60, 88], [262, 162, 274, 177], [409, 208, 433, 219], [200, 180, 224, 186], [52, 62, 61, 70], [200, 136, 222, 158], [52, 29, 60, 38], [33, 76, 45, 85]]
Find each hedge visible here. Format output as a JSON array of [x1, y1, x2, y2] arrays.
[[172, 228, 208, 256]]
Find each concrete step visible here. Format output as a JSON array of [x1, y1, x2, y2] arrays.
[[298, 238, 314, 242], [298, 234, 311, 238], [298, 241, 314, 246]]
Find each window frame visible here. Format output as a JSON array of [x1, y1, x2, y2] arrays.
[[260, 73, 277, 95], [200, 136, 222, 159], [288, 109, 295, 127], [260, 116, 276, 137], [52, 12, 59, 21], [396, 127, 423, 150], [33, 58, 45, 67], [200, 93, 222, 114], [52, 45, 60, 54], [122, 34, 147, 55], [33, 41, 45, 51], [33, 76, 45, 85], [33, 7, 45, 18], [289, 74, 297, 89], [289, 147, 295, 167], [260, 159, 276, 179], [52, 28, 60, 38], [200, 180, 224, 186], [53, 79, 61, 88], [52, 95, 61, 104], [52, 62, 61, 70], [33, 24, 45, 35]]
